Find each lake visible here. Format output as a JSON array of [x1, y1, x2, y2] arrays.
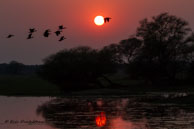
[[0, 92, 194, 129]]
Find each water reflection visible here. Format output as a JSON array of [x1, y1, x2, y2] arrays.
[[0, 96, 54, 129], [36, 95, 194, 129], [95, 112, 106, 127]]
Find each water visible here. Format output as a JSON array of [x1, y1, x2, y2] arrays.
[[0, 93, 194, 129], [0, 96, 54, 129]]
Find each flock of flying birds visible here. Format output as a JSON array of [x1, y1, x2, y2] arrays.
[[5, 17, 112, 42], [6, 25, 67, 42]]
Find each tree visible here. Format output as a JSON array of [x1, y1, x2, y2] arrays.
[[100, 43, 122, 64], [7, 61, 25, 75], [118, 37, 142, 63], [39, 46, 117, 91], [129, 13, 194, 82]]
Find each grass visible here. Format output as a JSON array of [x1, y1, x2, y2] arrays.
[[0, 75, 61, 96]]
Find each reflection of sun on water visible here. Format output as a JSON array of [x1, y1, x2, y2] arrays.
[[95, 112, 107, 127], [111, 117, 148, 129]]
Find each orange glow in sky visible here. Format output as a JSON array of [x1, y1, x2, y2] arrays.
[[1, 0, 194, 64]]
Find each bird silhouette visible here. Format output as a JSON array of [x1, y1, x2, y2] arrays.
[[59, 25, 66, 30], [27, 33, 33, 39], [29, 28, 37, 33], [59, 36, 66, 42], [43, 29, 51, 37], [7, 34, 14, 38], [104, 17, 112, 23], [55, 30, 62, 36]]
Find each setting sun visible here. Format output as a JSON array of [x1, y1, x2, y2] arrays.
[[94, 16, 104, 26]]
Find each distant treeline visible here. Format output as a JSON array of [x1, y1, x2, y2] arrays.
[[0, 61, 40, 75]]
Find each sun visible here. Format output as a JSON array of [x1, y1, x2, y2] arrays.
[[94, 16, 104, 26]]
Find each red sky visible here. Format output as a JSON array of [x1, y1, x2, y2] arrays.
[[0, 0, 194, 64]]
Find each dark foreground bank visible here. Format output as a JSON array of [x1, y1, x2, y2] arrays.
[[0, 75, 194, 97]]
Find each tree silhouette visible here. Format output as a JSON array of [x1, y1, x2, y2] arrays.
[[7, 61, 25, 75], [118, 37, 142, 63], [39, 46, 117, 91], [129, 13, 194, 83]]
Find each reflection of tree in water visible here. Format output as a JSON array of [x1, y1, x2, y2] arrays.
[[37, 96, 194, 129]]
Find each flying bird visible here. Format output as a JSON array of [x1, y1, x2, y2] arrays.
[[29, 28, 37, 33], [59, 36, 66, 42], [104, 17, 112, 23], [27, 34, 33, 39], [43, 29, 51, 37], [7, 34, 14, 38], [58, 25, 66, 30], [55, 30, 62, 36]]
